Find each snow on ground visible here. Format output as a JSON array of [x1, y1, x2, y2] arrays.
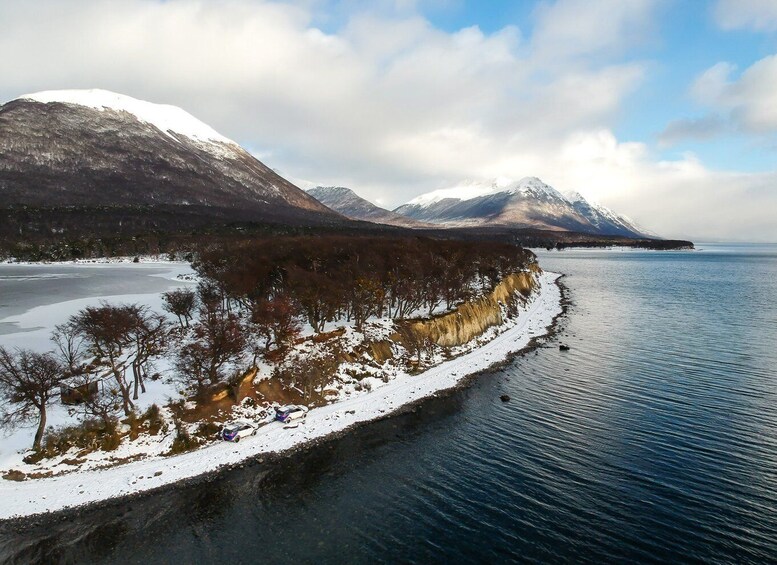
[[0, 263, 196, 470], [0, 272, 562, 520], [2, 256, 189, 266]]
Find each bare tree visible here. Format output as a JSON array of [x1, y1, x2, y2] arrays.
[[127, 307, 169, 400], [249, 293, 301, 360], [174, 303, 246, 399], [0, 347, 64, 451], [161, 288, 196, 329], [72, 375, 122, 430], [51, 321, 85, 375], [70, 303, 137, 416]]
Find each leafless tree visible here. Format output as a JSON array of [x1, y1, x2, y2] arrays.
[[161, 288, 197, 329], [70, 303, 138, 416], [51, 321, 85, 375], [127, 307, 169, 400], [249, 293, 301, 361], [71, 375, 122, 430], [174, 303, 247, 399], [0, 347, 64, 451]]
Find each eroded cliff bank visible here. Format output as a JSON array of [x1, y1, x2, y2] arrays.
[[396, 268, 539, 349]]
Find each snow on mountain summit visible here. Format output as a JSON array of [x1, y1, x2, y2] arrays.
[[504, 177, 567, 201], [407, 176, 566, 207], [0, 89, 338, 221], [395, 176, 652, 237], [406, 179, 500, 206], [19, 89, 235, 145]]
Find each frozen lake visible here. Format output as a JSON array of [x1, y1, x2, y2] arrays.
[[0, 262, 196, 351]]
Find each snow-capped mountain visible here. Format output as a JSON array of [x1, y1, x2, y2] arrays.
[[0, 89, 340, 226], [393, 177, 649, 237], [307, 186, 432, 228]]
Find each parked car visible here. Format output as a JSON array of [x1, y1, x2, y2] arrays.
[[220, 420, 257, 442], [274, 405, 309, 423]]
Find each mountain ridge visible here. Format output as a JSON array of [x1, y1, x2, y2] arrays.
[[0, 89, 341, 227], [307, 186, 433, 228], [394, 177, 650, 238]]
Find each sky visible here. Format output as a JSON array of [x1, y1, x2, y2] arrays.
[[1, 0, 776, 241]]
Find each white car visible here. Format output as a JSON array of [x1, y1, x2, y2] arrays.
[[220, 420, 257, 442], [274, 405, 309, 423]]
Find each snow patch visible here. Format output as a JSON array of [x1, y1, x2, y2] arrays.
[[406, 176, 568, 207], [20, 89, 236, 146]]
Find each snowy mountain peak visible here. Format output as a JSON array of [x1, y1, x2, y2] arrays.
[[507, 177, 567, 200], [406, 179, 499, 206], [406, 176, 569, 208], [395, 176, 652, 237], [563, 190, 587, 204], [307, 185, 432, 228], [311, 186, 355, 197], [19, 89, 236, 145]]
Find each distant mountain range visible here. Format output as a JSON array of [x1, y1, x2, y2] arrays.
[[0, 89, 654, 246], [309, 177, 650, 237], [0, 89, 343, 230], [393, 177, 648, 237], [307, 186, 432, 228]]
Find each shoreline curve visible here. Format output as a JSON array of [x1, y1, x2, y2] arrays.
[[0, 271, 564, 522]]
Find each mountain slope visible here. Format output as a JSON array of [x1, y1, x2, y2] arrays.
[[0, 90, 341, 227], [307, 186, 432, 228], [564, 191, 650, 238], [394, 177, 649, 237]]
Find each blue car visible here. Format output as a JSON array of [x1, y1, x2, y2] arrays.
[[274, 405, 309, 423], [220, 421, 257, 442]]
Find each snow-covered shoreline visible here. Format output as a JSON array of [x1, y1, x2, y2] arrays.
[[1, 255, 185, 266], [0, 271, 563, 521]]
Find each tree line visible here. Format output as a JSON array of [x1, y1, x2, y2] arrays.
[[193, 235, 533, 330]]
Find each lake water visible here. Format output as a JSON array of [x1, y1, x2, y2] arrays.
[[0, 262, 193, 349], [1, 244, 776, 564]]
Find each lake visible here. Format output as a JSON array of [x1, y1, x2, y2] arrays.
[[1, 244, 776, 564]]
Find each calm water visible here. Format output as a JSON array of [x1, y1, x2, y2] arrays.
[[1, 244, 776, 564], [0, 263, 189, 319]]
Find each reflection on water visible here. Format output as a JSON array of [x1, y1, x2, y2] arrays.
[[1, 245, 776, 564]]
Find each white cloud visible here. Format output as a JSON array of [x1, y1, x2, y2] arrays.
[[714, 0, 777, 31], [0, 0, 775, 241], [691, 56, 777, 133], [531, 0, 658, 63]]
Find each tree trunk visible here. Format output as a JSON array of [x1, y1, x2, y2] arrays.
[[34, 404, 46, 451], [132, 360, 140, 400], [114, 369, 134, 416]]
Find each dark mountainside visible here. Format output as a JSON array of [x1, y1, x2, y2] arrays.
[[307, 186, 433, 228], [0, 95, 345, 236]]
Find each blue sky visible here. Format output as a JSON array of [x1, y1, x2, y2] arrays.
[[1, 0, 776, 240], [331, 0, 777, 173]]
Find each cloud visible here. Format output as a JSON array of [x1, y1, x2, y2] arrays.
[[0, 0, 774, 241], [545, 131, 777, 242], [714, 0, 777, 31], [691, 56, 777, 133], [531, 0, 658, 63], [657, 115, 727, 147], [0, 1, 642, 188]]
